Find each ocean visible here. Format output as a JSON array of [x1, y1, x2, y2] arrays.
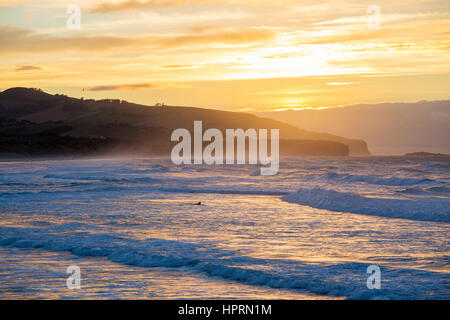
[[0, 156, 448, 299]]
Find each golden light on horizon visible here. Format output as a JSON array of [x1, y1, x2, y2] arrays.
[[0, 0, 449, 110]]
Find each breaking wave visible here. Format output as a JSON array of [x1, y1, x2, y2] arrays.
[[0, 226, 447, 300], [283, 187, 450, 222], [322, 172, 436, 186]]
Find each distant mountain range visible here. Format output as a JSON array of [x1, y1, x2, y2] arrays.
[[0, 87, 369, 157], [256, 100, 450, 155]]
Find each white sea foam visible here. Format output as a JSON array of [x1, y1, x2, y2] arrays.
[[283, 187, 450, 222], [322, 171, 436, 186], [0, 226, 448, 299]]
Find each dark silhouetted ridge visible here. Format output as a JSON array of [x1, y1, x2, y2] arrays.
[[0, 87, 370, 156]]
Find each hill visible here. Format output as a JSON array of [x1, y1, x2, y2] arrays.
[[256, 100, 450, 155], [0, 87, 370, 156]]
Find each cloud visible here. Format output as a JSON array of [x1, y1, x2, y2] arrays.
[[91, 0, 183, 13], [14, 65, 42, 71], [86, 82, 190, 91], [160, 65, 199, 69], [90, 0, 236, 13], [157, 28, 274, 48], [0, 0, 39, 7], [0, 26, 274, 55], [87, 83, 157, 91], [264, 55, 289, 59], [303, 20, 450, 45], [0, 26, 140, 54], [326, 82, 357, 86]]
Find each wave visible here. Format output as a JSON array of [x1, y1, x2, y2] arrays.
[[305, 166, 338, 170], [43, 173, 162, 184], [0, 182, 288, 200], [283, 187, 450, 222], [426, 162, 450, 169], [322, 172, 435, 186], [0, 184, 129, 199], [394, 167, 425, 174], [158, 186, 288, 196], [104, 177, 162, 184], [122, 164, 172, 174], [428, 186, 450, 194], [397, 186, 450, 196], [0, 226, 448, 299]]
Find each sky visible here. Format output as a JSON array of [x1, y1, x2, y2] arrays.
[[1, 0, 449, 111]]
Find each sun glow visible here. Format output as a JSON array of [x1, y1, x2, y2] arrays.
[[0, 0, 449, 110]]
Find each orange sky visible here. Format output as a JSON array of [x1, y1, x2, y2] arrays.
[[1, 0, 449, 110]]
